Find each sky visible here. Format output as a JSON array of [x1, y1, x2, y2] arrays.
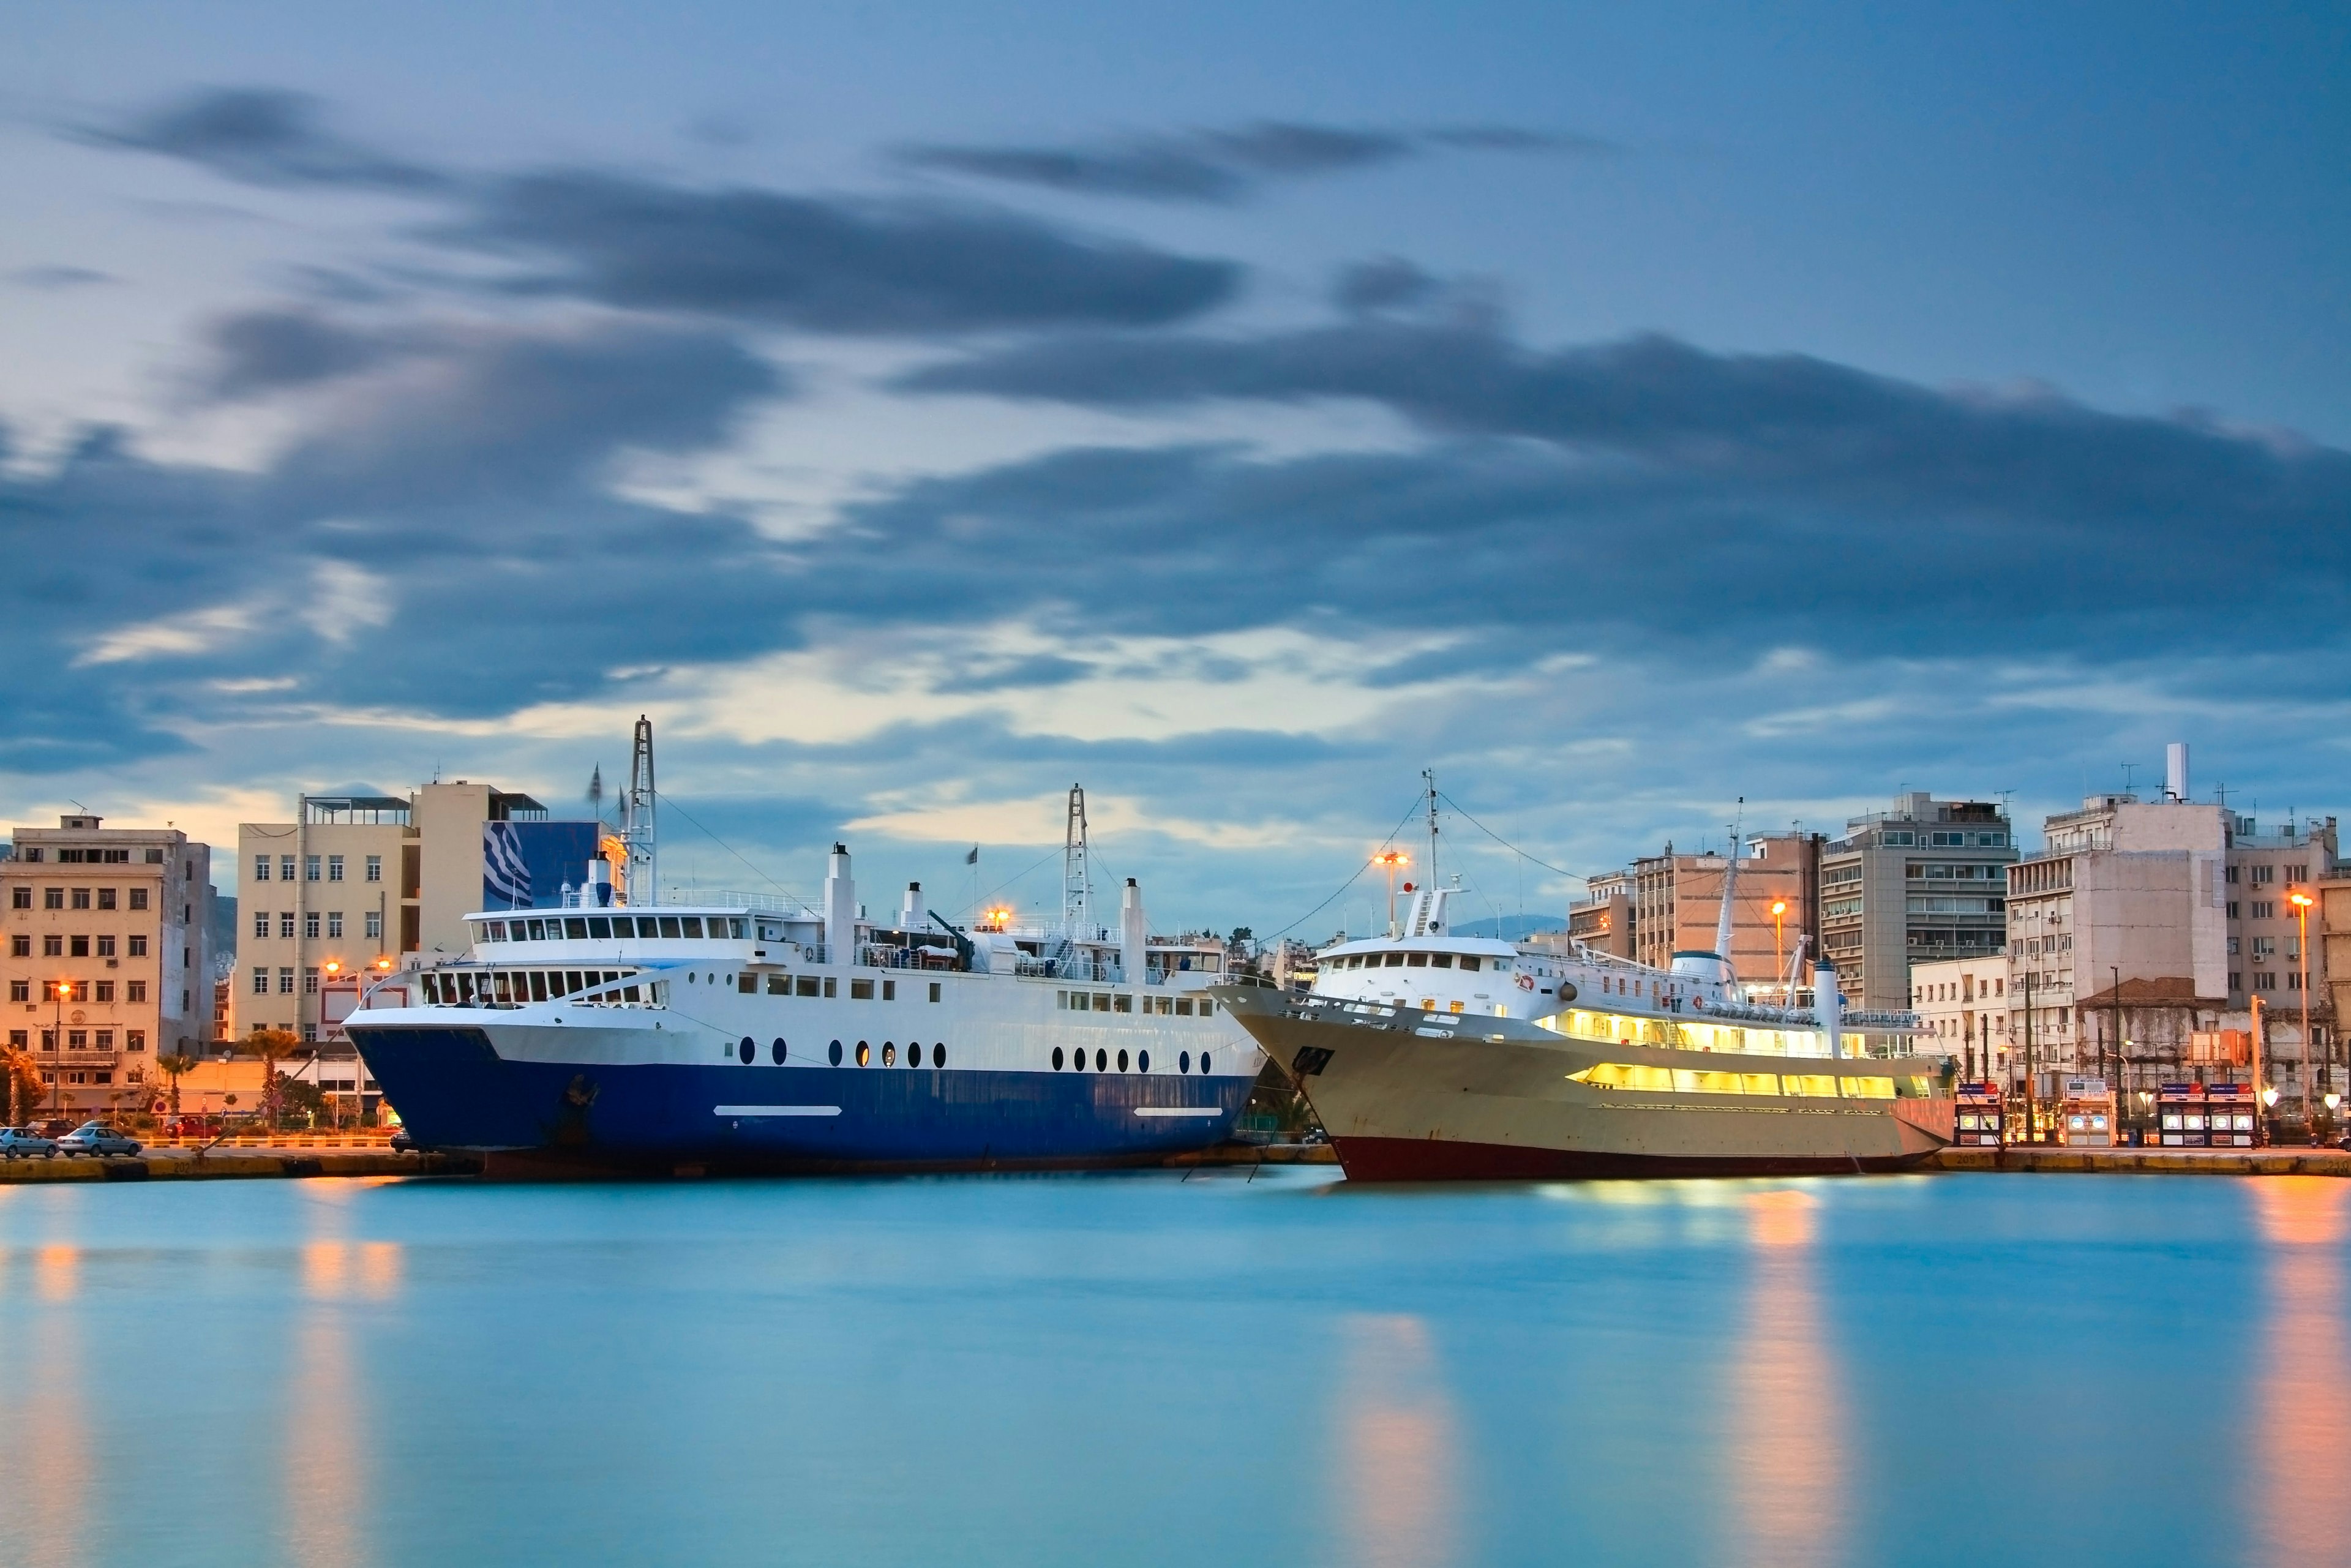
[[2, 1, 2347, 936]]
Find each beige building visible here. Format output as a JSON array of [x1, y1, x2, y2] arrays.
[[2004, 781, 2335, 1112], [234, 782, 567, 1045], [1617, 832, 1820, 993], [1566, 869, 1634, 960], [3, 814, 216, 1115], [1911, 955, 2011, 1080]]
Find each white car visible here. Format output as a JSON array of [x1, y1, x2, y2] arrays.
[[55, 1122, 141, 1157], [0, 1127, 57, 1158]]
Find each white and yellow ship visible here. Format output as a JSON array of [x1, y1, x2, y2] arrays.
[[1216, 880, 1954, 1180]]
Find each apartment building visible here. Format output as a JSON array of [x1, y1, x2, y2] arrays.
[[2, 814, 216, 1115], [235, 781, 600, 1045], [1565, 869, 1634, 959], [1817, 794, 2015, 1013], [1618, 832, 1820, 991], [1910, 955, 2011, 1080]]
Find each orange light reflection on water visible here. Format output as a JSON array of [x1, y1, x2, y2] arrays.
[[2251, 1178, 2351, 1568], [1334, 1313, 1460, 1568], [1728, 1188, 1846, 1568]]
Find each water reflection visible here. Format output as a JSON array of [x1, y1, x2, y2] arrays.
[[1727, 1189, 1845, 1568], [2251, 1179, 2351, 1568], [1333, 1313, 1460, 1568], [284, 1237, 401, 1568], [0, 1247, 91, 1568]]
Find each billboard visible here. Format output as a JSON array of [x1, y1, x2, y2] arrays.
[[482, 820, 604, 910]]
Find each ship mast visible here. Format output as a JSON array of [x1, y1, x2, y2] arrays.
[[1063, 784, 1093, 939], [620, 715, 657, 907], [1712, 797, 1744, 983], [1423, 769, 1439, 894]]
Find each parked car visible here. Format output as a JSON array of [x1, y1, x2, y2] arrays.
[[36, 1118, 74, 1138], [0, 1127, 58, 1159], [56, 1122, 141, 1157]]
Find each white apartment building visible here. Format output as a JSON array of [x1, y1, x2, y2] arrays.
[[1910, 955, 2011, 1080], [2, 814, 216, 1115]]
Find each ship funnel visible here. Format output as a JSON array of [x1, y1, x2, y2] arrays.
[[900, 881, 923, 929], [1815, 960, 1842, 1060], [825, 843, 856, 960], [1120, 877, 1148, 985], [2165, 742, 2190, 803]]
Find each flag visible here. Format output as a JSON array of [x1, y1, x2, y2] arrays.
[[966, 846, 980, 865], [484, 822, 532, 907]]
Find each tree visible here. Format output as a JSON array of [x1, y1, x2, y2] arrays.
[[1, 1045, 42, 1127], [232, 1029, 301, 1131], [157, 1053, 199, 1119]]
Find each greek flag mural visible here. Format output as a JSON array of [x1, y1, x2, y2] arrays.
[[482, 820, 602, 910], [484, 822, 531, 907]]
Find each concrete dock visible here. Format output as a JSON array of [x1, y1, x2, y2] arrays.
[[0, 1147, 484, 1182], [1932, 1146, 2351, 1176]]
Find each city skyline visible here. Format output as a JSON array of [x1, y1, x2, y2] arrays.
[[4, 2, 2347, 928]]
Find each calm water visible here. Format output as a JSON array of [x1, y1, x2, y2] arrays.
[[2, 1169, 2346, 1568]]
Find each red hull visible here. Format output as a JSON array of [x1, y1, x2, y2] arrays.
[[1335, 1135, 1935, 1182]]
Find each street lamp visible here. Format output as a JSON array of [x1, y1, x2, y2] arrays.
[[2289, 888, 2316, 1142], [1769, 899, 1788, 1000], [1373, 850, 1409, 938], [51, 978, 74, 1117]]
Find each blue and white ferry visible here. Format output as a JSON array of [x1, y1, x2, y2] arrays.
[[346, 787, 1262, 1173]]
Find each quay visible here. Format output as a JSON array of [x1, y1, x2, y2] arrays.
[[1932, 1146, 2351, 1176], [0, 1147, 483, 1182]]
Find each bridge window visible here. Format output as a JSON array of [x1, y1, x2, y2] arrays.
[[680, 917, 704, 939], [1431, 953, 1453, 968], [738, 973, 757, 994], [767, 974, 787, 994], [797, 977, 821, 997], [851, 979, 875, 1000], [1175, 997, 1193, 1015], [1385, 953, 1405, 967], [1406, 953, 1428, 967], [1459, 957, 1481, 972]]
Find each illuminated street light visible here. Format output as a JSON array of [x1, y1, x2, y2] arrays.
[[1373, 849, 1410, 937], [2290, 888, 2317, 1141], [1769, 899, 1789, 1001]]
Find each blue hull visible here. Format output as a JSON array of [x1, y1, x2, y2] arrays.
[[349, 1024, 1254, 1172]]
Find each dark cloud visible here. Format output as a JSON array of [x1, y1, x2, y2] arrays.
[[443, 171, 1239, 332], [9, 265, 116, 290], [1332, 257, 1442, 316], [896, 121, 1590, 203], [83, 88, 450, 193], [932, 654, 1095, 694], [200, 310, 408, 399]]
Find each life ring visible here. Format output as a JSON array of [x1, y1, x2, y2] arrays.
[[1691, 996, 1707, 1011], [1517, 974, 1534, 991]]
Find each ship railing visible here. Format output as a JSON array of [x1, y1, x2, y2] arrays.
[[860, 942, 964, 971], [637, 888, 818, 915], [797, 943, 831, 965]]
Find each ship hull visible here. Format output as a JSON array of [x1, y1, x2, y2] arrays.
[[347, 1016, 1254, 1174], [1217, 989, 1951, 1182]]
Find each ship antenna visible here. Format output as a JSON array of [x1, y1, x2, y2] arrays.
[[621, 715, 658, 907], [1712, 797, 1744, 983], [1423, 768, 1439, 893], [1063, 784, 1093, 939]]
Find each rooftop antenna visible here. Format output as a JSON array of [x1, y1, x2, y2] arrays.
[[1063, 784, 1093, 939], [2121, 762, 2139, 793], [619, 716, 656, 907]]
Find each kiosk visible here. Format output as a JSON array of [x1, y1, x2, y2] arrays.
[[2207, 1082, 2257, 1148], [1955, 1082, 2005, 1147], [2061, 1076, 2115, 1148], [2156, 1082, 2207, 1147]]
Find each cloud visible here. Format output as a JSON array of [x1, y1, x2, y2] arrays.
[[9, 265, 116, 290], [896, 121, 1599, 203], [198, 309, 412, 399], [442, 170, 1239, 332], [81, 88, 450, 192]]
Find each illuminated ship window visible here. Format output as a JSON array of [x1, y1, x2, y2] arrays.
[[856, 1041, 871, 1067], [882, 1042, 896, 1067]]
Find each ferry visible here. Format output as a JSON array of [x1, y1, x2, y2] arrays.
[[345, 753, 1262, 1171], [1215, 872, 1955, 1181]]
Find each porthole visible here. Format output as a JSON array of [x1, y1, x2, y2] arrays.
[[738, 1037, 755, 1065], [934, 1043, 946, 1068], [1095, 1048, 1107, 1071], [907, 1042, 923, 1067], [1052, 1046, 1065, 1070], [1116, 1049, 1129, 1072], [1180, 1051, 1191, 1074], [1201, 1052, 1211, 1074], [688, 972, 697, 984], [828, 1039, 843, 1066], [1138, 1050, 1149, 1073], [856, 1040, 871, 1067], [771, 1038, 787, 1064], [883, 1041, 897, 1067]]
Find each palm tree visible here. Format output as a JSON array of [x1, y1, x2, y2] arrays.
[[157, 1052, 199, 1120], [233, 1029, 302, 1132], [1, 1044, 41, 1127]]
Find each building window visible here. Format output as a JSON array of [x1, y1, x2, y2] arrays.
[[67, 1030, 86, 1049], [254, 854, 271, 882], [41, 935, 62, 958], [366, 855, 382, 883], [93, 982, 114, 1003], [2229, 971, 2241, 991], [280, 855, 295, 881], [328, 912, 343, 939], [304, 969, 320, 995], [127, 1030, 145, 1051], [69, 936, 89, 958], [18, 848, 39, 863], [365, 910, 383, 939], [96, 935, 116, 958], [328, 855, 345, 882], [7, 982, 24, 1003], [253, 967, 269, 995], [2252, 865, 2275, 885], [305, 912, 321, 940], [128, 888, 147, 910], [278, 967, 295, 995], [97, 888, 116, 910], [302, 1024, 317, 1043], [253, 910, 268, 939], [9, 888, 26, 909], [279, 912, 295, 939], [8, 936, 24, 958], [127, 981, 146, 1003], [2227, 902, 2240, 920], [71, 888, 91, 910], [94, 1029, 113, 1049], [43, 888, 62, 909]]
